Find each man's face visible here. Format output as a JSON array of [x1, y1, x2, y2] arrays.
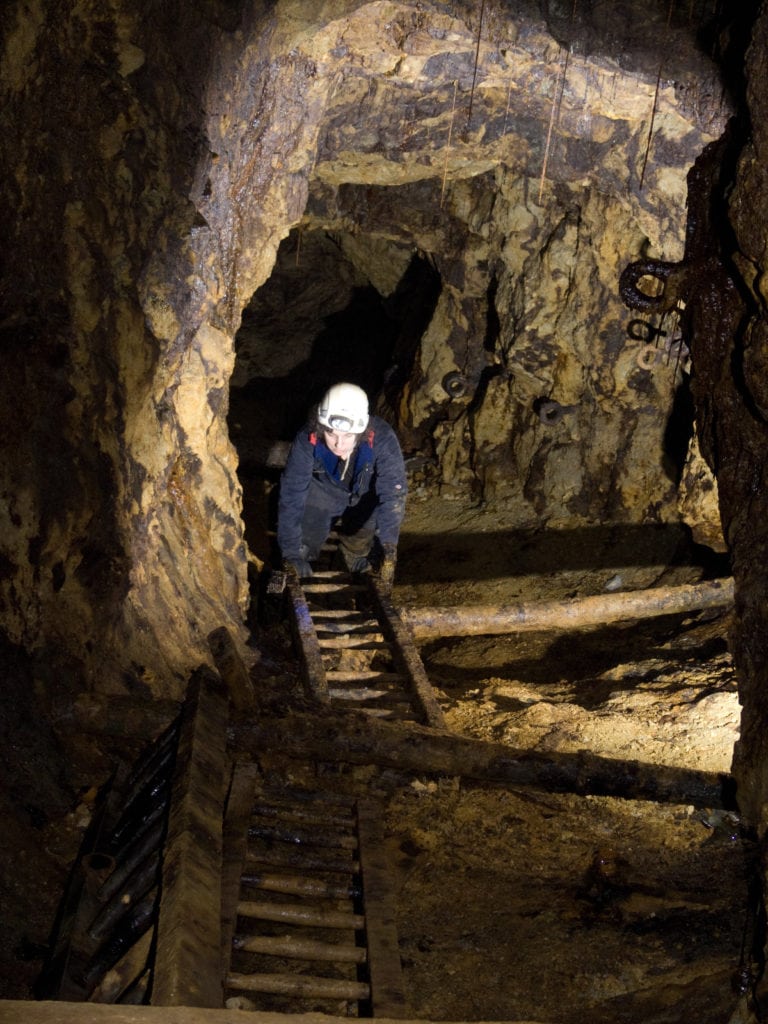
[[324, 429, 358, 457]]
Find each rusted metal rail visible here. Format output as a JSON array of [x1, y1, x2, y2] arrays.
[[36, 712, 182, 1002], [401, 577, 734, 640]]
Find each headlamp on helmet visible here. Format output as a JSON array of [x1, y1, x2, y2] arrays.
[[317, 383, 369, 434]]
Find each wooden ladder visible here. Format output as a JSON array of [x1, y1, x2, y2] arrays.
[[285, 569, 445, 728], [222, 763, 408, 1017]]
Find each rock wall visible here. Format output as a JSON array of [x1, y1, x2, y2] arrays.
[[687, 6, 768, 829], [0, 0, 731, 697], [0, 0, 253, 697]]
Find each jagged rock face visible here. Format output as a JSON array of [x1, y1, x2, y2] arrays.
[[0, 0, 734, 696], [685, 6, 768, 827]]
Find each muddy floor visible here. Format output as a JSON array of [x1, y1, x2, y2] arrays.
[[0, 487, 752, 1022], [375, 495, 748, 1023]]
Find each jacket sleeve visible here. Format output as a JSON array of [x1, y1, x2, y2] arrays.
[[372, 420, 408, 547], [277, 430, 315, 560]]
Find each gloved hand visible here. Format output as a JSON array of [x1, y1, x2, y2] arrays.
[[378, 543, 397, 591], [284, 558, 312, 579], [348, 555, 371, 574]]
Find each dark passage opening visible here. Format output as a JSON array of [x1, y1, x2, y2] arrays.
[[227, 226, 441, 568]]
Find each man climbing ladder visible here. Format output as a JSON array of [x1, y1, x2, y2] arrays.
[[277, 382, 407, 588]]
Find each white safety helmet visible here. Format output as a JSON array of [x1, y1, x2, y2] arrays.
[[317, 382, 369, 434]]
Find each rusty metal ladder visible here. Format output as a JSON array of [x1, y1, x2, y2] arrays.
[[284, 569, 445, 728], [221, 763, 407, 1017]]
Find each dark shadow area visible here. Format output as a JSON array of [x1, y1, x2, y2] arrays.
[[397, 521, 730, 584], [229, 228, 442, 567], [541, 0, 760, 93], [662, 372, 695, 485], [423, 612, 733, 695], [0, 635, 81, 999], [229, 230, 441, 455]]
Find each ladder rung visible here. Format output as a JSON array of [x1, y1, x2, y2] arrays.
[[227, 971, 369, 1000], [311, 609, 368, 620], [240, 871, 360, 899], [250, 803, 355, 829], [315, 620, 380, 635], [318, 636, 386, 649], [302, 582, 366, 594], [329, 688, 406, 703], [237, 900, 364, 929], [360, 706, 412, 719], [244, 846, 360, 875], [259, 787, 356, 809], [233, 933, 366, 963], [326, 670, 405, 683], [248, 824, 357, 849]]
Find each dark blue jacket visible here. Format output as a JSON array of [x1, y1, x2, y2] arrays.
[[277, 415, 407, 561]]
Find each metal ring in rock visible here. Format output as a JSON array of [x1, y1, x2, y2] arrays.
[[442, 371, 469, 399]]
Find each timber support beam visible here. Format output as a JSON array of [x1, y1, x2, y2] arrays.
[[401, 578, 735, 640]]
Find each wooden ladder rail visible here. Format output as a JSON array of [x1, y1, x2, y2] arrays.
[[284, 570, 330, 700], [152, 667, 230, 1008], [366, 576, 446, 730]]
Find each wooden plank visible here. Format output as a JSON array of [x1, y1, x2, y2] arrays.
[[0, 999, 557, 1023], [356, 799, 408, 1018], [284, 572, 329, 699], [231, 709, 735, 810], [367, 578, 446, 729], [402, 577, 735, 639], [151, 667, 229, 1008]]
